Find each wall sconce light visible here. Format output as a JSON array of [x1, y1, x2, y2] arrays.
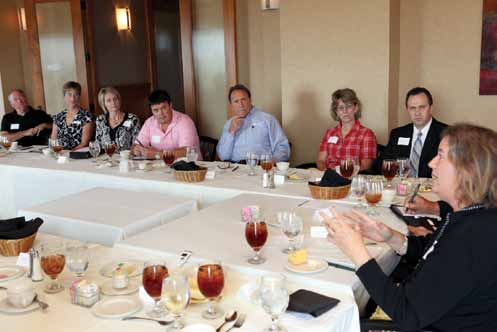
[[18, 7, 27, 31], [261, 0, 280, 10], [116, 7, 131, 31]]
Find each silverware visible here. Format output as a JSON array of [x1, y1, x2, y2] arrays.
[[122, 316, 173, 326], [226, 313, 246, 331], [33, 294, 49, 311], [231, 166, 239, 172], [297, 200, 310, 207], [216, 309, 237, 331], [0, 286, 7, 290]]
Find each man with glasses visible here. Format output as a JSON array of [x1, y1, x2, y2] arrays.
[[217, 84, 290, 163], [375, 87, 448, 178], [0, 89, 53, 146]]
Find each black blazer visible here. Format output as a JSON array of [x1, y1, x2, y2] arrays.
[[376, 118, 448, 178]]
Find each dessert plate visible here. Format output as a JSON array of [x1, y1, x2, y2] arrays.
[[100, 280, 140, 296], [91, 296, 142, 319], [0, 298, 38, 314], [285, 258, 328, 274], [0, 266, 25, 282], [99, 260, 143, 278]]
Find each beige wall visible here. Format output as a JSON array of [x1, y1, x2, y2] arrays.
[[398, 0, 497, 131], [280, 0, 392, 165], [0, 0, 25, 116], [236, 0, 282, 122]]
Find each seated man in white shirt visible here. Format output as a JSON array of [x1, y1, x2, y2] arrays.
[[216, 84, 290, 163]]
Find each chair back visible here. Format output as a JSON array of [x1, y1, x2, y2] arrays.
[[199, 136, 218, 161]]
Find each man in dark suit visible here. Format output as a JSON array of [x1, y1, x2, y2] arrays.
[[376, 87, 448, 178]]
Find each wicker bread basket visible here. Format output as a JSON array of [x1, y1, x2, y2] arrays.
[[0, 232, 37, 256], [308, 182, 351, 200], [173, 167, 208, 183]]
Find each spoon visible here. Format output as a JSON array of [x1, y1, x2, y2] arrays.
[[216, 309, 237, 332]]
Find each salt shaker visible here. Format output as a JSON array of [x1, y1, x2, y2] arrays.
[[28, 248, 44, 282]]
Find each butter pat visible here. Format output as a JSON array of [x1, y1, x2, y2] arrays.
[[288, 249, 308, 265], [310, 226, 328, 238]]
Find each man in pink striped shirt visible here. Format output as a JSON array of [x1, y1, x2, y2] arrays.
[[131, 90, 200, 159]]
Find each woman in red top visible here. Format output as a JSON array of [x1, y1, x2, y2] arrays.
[[317, 88, 377, 171]]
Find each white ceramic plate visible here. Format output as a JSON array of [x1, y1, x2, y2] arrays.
[[100, 280, 140, 296], [91, 296, 142, 319], [285, 258, 328, 274], [0, 298, 39, 314], [0, 266, 25, 282], [99, 260, 144, 278]]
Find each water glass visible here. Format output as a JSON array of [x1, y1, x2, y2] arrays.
[[89, 141, 100, 162], [49, 138, 63, 157], [397, 158, 410, 179], [351, 175, 367, 205], [246, 152, 259, 176], [260, 273, 289, 332], [65, 242, 89, 279], [162, 271, 190, 331], [186, 146, 198, 162], [278, 212, 303, 253]]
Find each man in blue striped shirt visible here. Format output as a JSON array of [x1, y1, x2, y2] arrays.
[[217, 84, 290, 163]]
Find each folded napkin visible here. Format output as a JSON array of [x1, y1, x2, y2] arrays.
[[318, 169, 351, 187], [287, 289, 340, 317], [172, 160, 201, 171], [0, 217, 43, 239], [69, 151, 91, 159]]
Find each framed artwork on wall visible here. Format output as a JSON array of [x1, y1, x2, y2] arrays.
[[480, 0, 497, 95]]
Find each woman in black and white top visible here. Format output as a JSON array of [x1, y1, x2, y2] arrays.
[[95, 87, 140, 151], [51, 81, 94, 150]]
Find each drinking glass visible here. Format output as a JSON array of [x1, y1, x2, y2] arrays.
[[278, 212, 303, 253], [105, 142, 117, 160], [397, 158, 411, 179], [365, 178, 383, 216], [260, 273, 289, 332], [89, 141, 100, 163], [382, 159, 398, 188], [49, 138, 63, 157], [142, 260, 169, 318], [65, 242, 89, 280], [246, 152, 259, 176], [245, 219, 268, 264], [351, 175, 367, 206], [339, 158, 355, 179], [0, 136, 11, 152], [186, 146, 198, 162], [197, 261, 224, 319], [162, 150, 175, 173], [40, 242, 66, 293], [162, 271, 190, 331], [260, 154, 273, 172]]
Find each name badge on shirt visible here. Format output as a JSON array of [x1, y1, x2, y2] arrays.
[[123, 120, 132, 128], [10, 123, 20, 130], [72, 120, 81, 125], [328, 136, 339, 144], [398, 137, 410, 146], [151, 135, 161, 144]]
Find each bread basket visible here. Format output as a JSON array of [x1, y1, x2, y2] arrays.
[[308, 182, 351, 200], [173, 167, 208, 183], [0, 232, 37, 256]]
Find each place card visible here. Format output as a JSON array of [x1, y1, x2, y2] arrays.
[[16, 252, 30, 268], [274, 174, 285, 186], [205, 169, 216, 180], [310, 226, 328, 238]]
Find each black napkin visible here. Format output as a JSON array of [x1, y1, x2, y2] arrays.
[[318, 169, 352, 187], [0, 218, 44, 240], [0, 217, 26, 232], [69, 151, 92, 159], [287, 289, 340, 317], [172, 160, 201, 171]]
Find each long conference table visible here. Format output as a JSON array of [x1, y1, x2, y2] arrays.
[[0, 151, 411, 331]]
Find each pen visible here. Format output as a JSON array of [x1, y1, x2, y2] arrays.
[[406, 183, 421, 212], [232, 166, 239, 172], [135, 138, 145, 147], [327, 261, 356, 272]]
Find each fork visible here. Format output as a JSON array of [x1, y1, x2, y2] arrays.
[[225, 313, 246, 331], [122, 316, 173, 326], [33, 294, 49, 311]]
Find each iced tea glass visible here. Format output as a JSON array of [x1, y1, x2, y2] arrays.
[[143, 260, 169, 318], [245, 219, 268, 264], [40, 242, 66, 293], [365, 178, 383, 216], [197, 261, 224, 319]]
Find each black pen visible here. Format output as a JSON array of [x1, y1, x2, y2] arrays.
[[406, 183, 422, 212], [327, 261, 356, 272], [232, 166, 239, 172]]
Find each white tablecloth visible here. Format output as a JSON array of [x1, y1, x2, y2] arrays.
[[0, 233, 360, 332], [17, 188, 198, 246]]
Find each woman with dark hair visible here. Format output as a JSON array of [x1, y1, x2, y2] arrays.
[[322, 123, 497, 331], [51, 81, 94, 150], [317, 88, 377, 171]]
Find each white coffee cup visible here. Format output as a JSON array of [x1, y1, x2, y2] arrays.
[[276, 162, 290, 173], [7, 281, 36, 308], [42, 148, 53, 157], [9, 142, 18, 151], [120, 150, 130, 160], [138, 161, 151, 171], [382, 189, 396, 206]]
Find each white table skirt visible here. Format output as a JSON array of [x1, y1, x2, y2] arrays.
[[17, 188, 198, 246], [0, 233, 360, 332]]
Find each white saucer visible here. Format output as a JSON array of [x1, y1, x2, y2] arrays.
[[101, 280, 140, 296], [285, 258, 328, 274], [0, 298, 39, 314], [0, 266, 25, 282], [99, 260, 144, 278], [91, 296, 142, 319]]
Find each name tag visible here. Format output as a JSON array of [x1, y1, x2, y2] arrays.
[[10, 123, 20, 130], [398, 137, 410, 146], [328, 136, 339, 144], [151, 135, 161, 144], [72, 120, 81, 125], [123, 120, 132, 128]]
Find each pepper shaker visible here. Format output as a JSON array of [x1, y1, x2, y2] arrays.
[[28, 248, 44, 282]]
